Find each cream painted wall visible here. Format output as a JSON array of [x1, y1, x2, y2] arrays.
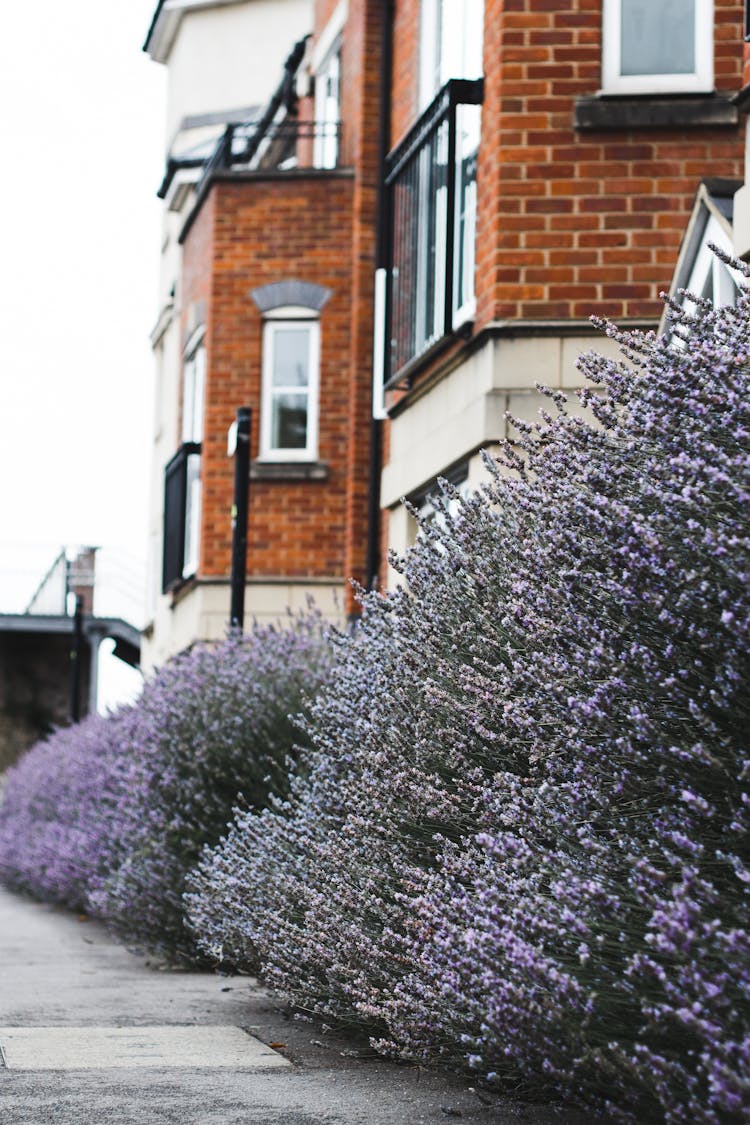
[[141, 579, 346, 670], [163, 0, 312, 143], [381, 331, 623, 511], [382, 330, 624, 574]]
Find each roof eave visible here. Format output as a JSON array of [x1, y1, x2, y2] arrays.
[[143, 1, 182, 63]]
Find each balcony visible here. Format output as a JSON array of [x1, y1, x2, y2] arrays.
[[196, 116, 344, 196], [383, 78, 483, 385]]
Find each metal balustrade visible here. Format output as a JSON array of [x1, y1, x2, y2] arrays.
[[383, 78, 484, 385]]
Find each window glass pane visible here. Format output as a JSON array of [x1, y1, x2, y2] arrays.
[[272, 392, 308, 449], [621, 0, 695, 76], [272, 328, 310, 388], [439, 0, 483, 86]]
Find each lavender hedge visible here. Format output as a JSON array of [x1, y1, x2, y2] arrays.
[[0, 612, 332, 962], [0, 710, 131, 911], [187, 287, 750, 1121], [87, 614, 332, 961]]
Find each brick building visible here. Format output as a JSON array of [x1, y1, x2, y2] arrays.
[[143, 0, 746, 663], [378, 0, 746, 564]]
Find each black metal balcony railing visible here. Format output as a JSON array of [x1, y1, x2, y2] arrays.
[[384, 78, 484, 385], [196, 117, 343, 196], [162, 442, 200, 593]]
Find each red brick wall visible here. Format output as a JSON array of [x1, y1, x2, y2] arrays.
[[181, 173, 355, 582], [390, 0, 745, 328], [479, 0, 745, 323], [391, 0, 420, 145]]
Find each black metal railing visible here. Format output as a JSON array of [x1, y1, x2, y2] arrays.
[[196, 117, 343, 196], [162, 441, 200, 593], [384, 78, 483, 384]]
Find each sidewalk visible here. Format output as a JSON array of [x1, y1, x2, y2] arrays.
[[0, 886, 580, 1124]]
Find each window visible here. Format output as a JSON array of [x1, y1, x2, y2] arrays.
[[162, 330, 205, 591], [260, 308, 320, 460], [181, 331, 205, 444], [419, 0, 484, 109], [180, 331, 205, 577], [602, 0, 713, 95], [682, 215, 742, 315], [313, 42, 341, 169], [377, 0, 484, 387], [384, 79, 483, 383], [410, 462, 471, 549]]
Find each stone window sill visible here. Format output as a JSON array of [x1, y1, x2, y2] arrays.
[[573, 93, 738, 131], [250, 460, 329, 482]]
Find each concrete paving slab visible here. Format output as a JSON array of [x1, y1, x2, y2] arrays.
[[0, 886, 587, 1123], [0, 1025, 291, 1069]]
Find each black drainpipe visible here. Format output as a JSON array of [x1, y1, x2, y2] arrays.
[[365, 0, 394, 591]]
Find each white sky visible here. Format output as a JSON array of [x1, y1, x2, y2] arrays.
[[0, 1, 167, 708]]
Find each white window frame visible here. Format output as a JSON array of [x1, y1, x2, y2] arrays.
[[419, 0, 484, 110], [181, 326, 205, 579], [260, 307, 320, 461], [453, 104, 480, 328], [602, 0, 714, 95], [181, 326, 206, 443], [182, 451, 202, 579], [683, 215, 743, 316], [313, 40, 342, 169]]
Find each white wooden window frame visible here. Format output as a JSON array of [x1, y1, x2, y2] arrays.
[[419, 0, 484, 110], [182, 451, 202, 579], [260, 307, 320, 461], [181, 326, 205, 578], [313, 41, 342, 170], [602, 0, 713, 95], [683, 215, 743, 315], [181, 326, 206, 443]]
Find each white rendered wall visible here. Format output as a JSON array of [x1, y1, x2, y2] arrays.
[[162, 0, 312, 144]]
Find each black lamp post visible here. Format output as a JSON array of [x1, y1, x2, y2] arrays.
[[229, 406, 251, 631]]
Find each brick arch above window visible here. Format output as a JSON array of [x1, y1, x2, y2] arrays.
[[250, 280, 332, 314]]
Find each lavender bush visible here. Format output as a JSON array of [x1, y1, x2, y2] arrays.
[[0, 611, 332, 963], [188, 286, 750, 1120], [0, 710, 131, 910], [88, 613, 332, 961]]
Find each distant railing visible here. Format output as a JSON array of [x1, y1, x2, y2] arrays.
[[1, 545, 145, 628], [196, 116, 343, 196]]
